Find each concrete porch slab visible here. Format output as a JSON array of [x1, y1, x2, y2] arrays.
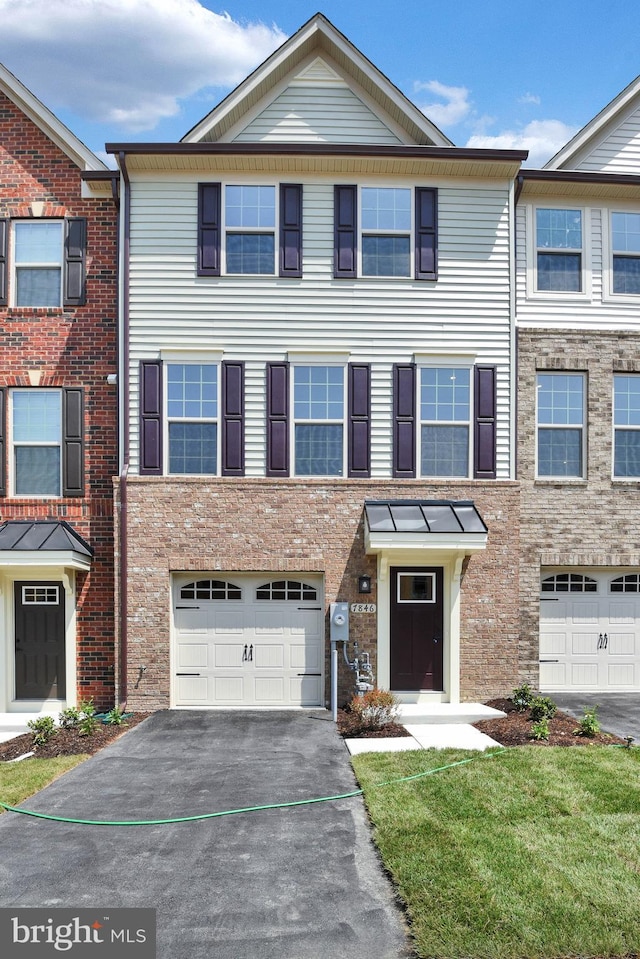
[[396, 702, 506, 724], [344, 722, 503, 754]]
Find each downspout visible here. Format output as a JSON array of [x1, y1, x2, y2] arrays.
[[118, 151, 131, 709]]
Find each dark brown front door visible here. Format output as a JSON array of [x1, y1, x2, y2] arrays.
[[390, 567, 443, 690], [14, 582, 66, 699]]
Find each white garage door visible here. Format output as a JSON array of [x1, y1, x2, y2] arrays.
[[173, 574, 324, 707], [540, 570, 640, 691]]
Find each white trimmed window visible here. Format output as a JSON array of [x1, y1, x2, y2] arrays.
[[292, 365, 345, 476], [613, 374, 640, 478], [419, 366, 471, 477], [14, 221, 63, 307], [535, 208, 583, 292], [224, 185, 276, 275], [11, 389, 62, 495], [361, 187, 412, 277], [611, 212, 640, 295], [536, 373, 585, 478], [166, 364, 218, 474]]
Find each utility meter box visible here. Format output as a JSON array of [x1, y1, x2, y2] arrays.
[[330, 602, 349, 643]]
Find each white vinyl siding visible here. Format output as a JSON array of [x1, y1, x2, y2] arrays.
[[127, 175, 514, 476], [571, 104, 640, 174], [234, 85, 403, 145]]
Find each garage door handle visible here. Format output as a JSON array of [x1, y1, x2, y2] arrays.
[[176, 673, 201, 676], [299, 607, 322, 610], [298, 673, 321, 677], [176, 606, 200, 609], [539, 660, 559, 663]]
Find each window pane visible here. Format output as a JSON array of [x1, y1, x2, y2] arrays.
[[226, 234, 274, 274], [295, 424, 343, 475], [537, 428, 582, 477], [294, 366, 343, 420], [169, 423, 217, 474], [167, 365, 217, 419], [537, 374, 583, 425], [421, 425, 469, 477], [421, 368, 470, 421], [362, 236, 410, 277], [536, 209, 582, 249], [361, 188, 411, 231], [15, 447, 60, 495], [612, 212, 640, 253], [14, 221, 62, 263], [225, 186, 275, 228], [537, 253, 581, 292], [614, 375, 640, 426], [614, 430, 640, 477], [13, 391, 61, 442], [16, 268, 61, 307], [613, 256, 640, 294]]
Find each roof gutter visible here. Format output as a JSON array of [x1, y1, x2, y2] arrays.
[[117, 150, 131, 710]]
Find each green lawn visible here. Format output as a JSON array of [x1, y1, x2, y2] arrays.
[[0, 755, 88, 811], [352, 746, 640, 959]]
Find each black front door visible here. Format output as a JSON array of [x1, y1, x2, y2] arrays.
[[390, 567, 443, 690], [14, 582, 66, 699]]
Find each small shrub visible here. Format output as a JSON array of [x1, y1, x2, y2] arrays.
[[574, 705, 600, 737], [530, 696, 557, 722], [530, 717, 550, 741], [348, 689, 399, 733], [104, 706, 128, 726], [512, 683, 534, 712], [27, 715, 57, 746], [76, 698, 99, 737], [59, 706, 81, 729]]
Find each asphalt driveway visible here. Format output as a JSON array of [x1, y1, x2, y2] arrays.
[[0, 710, 412, 959], [553, 692, 640, 743]]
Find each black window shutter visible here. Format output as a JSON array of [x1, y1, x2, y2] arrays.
[[393, 364, 416, 478], [279, 184, 303, 278], [0, 388, 5, 496], [0, 220, 7, 306], [198, 183, 221, 276], [474, 364, 497, 479], [64, 218, 87, 306], [222, 361, 245, 476], [140, 360, 163, 475], [63, 388, 84, 496], [348, 363, 371, 477], [415, 188, 437, 280], [334, 185, 357, 278], [266, 362, 289, 477]]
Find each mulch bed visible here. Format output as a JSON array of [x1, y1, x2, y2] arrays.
[[0, 713, 151, 762], [337, 708, 410, 739], [473, 698, 629, 747]]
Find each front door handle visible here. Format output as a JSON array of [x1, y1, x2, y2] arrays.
[[433, 637, 441, 644]]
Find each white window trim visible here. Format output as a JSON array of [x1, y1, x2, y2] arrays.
[[358, 184, 414, 279], [11, 219, 64, 309], [290, 361, 347, 478], [612, 372, 640, 482], [603, 206, 640, 303], [9, 388, 63, 498], [525, 203, 591, 301], [416, 359, 473, 479], [221, 180, 278, 277], [164, 361, 221, 476], [396, 571, 436, 604], [535, 371, 586, 481]]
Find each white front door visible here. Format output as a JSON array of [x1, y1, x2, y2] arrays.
[[173, 574, 324, 706], [540, 570, 640, 691]]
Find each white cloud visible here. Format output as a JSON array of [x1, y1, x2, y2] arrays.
[[414, 80, 472, 128], [466, 119, 578, 167], [518, 92, 541, 106], [0, 0, 287, 131]]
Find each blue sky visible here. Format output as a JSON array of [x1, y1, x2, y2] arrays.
[[0, 0, 639, 167]]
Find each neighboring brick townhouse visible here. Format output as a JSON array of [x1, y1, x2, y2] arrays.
[[0, 63, 118, 714]]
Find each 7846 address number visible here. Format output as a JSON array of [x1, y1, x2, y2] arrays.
[[350, 603, 376, 613]]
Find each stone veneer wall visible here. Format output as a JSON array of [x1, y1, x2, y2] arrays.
[[115, 477, 520, 710], [518, 328, 640, 688]]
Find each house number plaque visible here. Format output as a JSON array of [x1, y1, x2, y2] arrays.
[[350, 603, 376, 613]]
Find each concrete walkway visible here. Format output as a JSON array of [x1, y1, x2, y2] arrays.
[[0, 710, 413, 959]]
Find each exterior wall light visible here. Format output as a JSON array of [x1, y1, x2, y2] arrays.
[[358, 574, 372, 594]]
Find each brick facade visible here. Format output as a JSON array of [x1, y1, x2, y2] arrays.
[[116, 477, 520, 710], [517, 328, 640, 687], [0, 92, 118, 708]]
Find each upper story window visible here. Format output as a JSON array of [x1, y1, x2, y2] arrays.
[[611, 212, 640, 295], [536, 373, 585, 478], [535, 208, 583, 292], [419, 366, 471, 477], [334, 185, 437, 280], [167, 364, 218, 474], [0, 218, 86, 309], [197, 183, 302, 279], [293, 365, 345, 476], [613, 374, 640, 478]]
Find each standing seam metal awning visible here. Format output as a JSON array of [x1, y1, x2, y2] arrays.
[[364, 500, 488, 553], [0, 521, 93, 570]]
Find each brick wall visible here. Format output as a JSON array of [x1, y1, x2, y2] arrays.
[[116, 477, 520, 710], [0, 92, 118, 708], [518, 328, 640, 687]]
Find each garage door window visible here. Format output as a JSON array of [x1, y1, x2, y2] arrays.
[[180, 579, 241, 600], [256, 580, 318, 600], [610, 574, 640, 593], [541, 573, 597, 592]]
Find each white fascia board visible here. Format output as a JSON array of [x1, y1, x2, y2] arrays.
[[365, 531, 488, 554], [0, 551, 91, 572]]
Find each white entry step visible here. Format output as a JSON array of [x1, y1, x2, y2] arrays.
[[396, 703, 506, 725]]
